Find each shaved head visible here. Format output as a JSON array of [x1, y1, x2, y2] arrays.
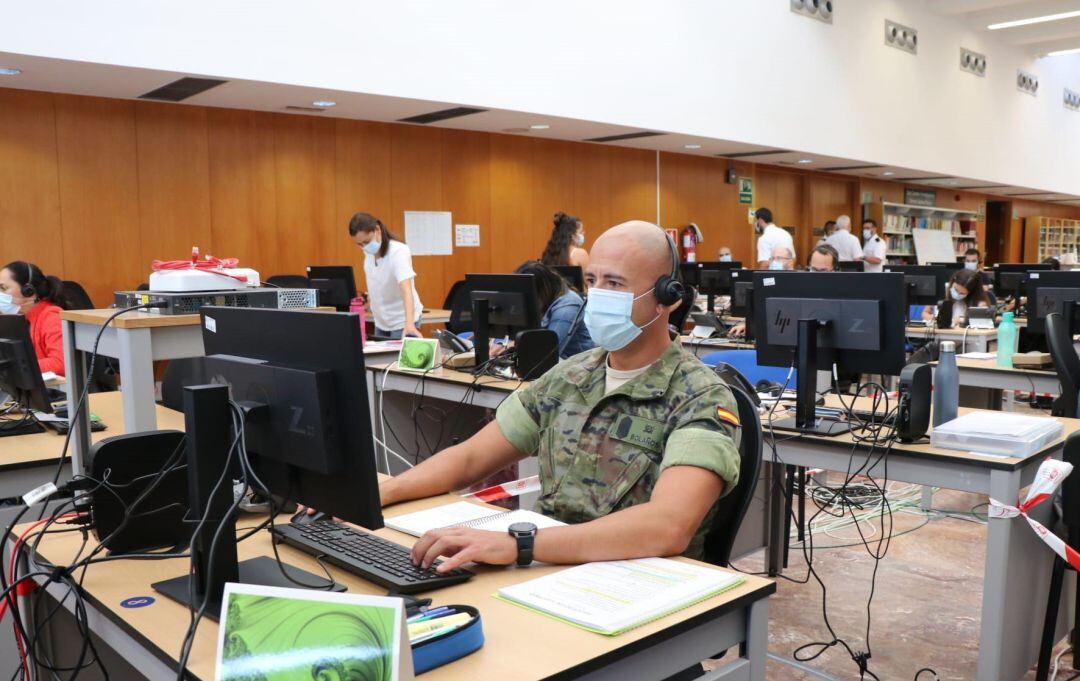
[[592, 220, 673, 283]]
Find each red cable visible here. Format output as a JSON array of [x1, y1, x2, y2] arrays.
[[151, 252, 249, 283]]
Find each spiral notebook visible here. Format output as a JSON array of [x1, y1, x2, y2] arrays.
[[385, 501, 566, 537]]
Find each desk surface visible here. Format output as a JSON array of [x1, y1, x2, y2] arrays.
[[952, 356, 1056, 377], [769, 394, 1078, 470], [421, 308, 452, 322], [0, 392, 184, 471], [23, 493, 774, 681], [369, 363, 526, 393], [905, 324, 998, 337], [61, 306, 340, 329], [679, 335, 756, 352]]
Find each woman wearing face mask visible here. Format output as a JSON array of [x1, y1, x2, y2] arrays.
[[490, 261, 595, 360], [540, 212, 589, 270], [921, 269, 991, 326], [348, 212, 423, 339], [0, 262, 68, 377]]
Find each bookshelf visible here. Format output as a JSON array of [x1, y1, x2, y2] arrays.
[[1023, 216, 1080, 263], [869, 201, 979, 264]]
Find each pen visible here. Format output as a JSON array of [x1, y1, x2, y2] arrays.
[[407, 612, 471, 636], [407, 606, 454, 623]]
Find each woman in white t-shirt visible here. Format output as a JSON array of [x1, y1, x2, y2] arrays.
[[349, 212, 423, 338]]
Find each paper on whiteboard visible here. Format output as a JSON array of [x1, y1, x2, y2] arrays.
[[912, 228, 955, 265], [404, 211, 453, 256], [455, 224, 480, 247]]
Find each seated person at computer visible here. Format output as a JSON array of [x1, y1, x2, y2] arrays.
[[921, 269, 990, 326], [717, 246, 733, 262], [490, 261, 595, 360], [0, 261, 67, 377], [349, 212, 423, 339], [541, 211, 589, 271], [728, 245, 798, 337], [379, 221, 740, 571], [807, 244, 839, 273]]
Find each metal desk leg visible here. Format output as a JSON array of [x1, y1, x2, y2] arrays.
[[116, 327, 158, 434], [745, 598, 769, 681], [62, 320, 91, 476], [921, 485, 934, 511], [767, 461, 786, 577]]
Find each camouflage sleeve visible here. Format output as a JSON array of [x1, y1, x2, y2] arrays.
[[661, 383, 742, 498]]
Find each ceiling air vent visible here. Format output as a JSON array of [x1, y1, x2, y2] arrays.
[[285, 105, 327, 112], [585, 131, 665, 143], [139, 77, 227, 102], [398, 107, 487, 124]]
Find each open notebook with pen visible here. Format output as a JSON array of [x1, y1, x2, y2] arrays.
[[385, 501, 566, 537]]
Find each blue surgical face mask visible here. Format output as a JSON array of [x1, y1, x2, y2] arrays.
[[768, 260, 785, 271], [574, 233, 585, 247], [863, 228, 873, 241], [0, 293, 20, 315], [719, 254, 732, 262], [964, 261, 978, 271], [583, 287, 660, 352], [950, 285, 966, 301], [362, 238, 381, 255]]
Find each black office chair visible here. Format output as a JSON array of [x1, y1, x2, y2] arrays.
[[445, 280, 474, 334], [1045, 312, 1080, 418], [1036, 430, 1080, 680], [702, 384, 762, 567], [160, 358, 207, 411], [266, 274, 310, 289], [668, 285, 697, 341], [136, 282, 150, 291], [61, 280, 95, 310]]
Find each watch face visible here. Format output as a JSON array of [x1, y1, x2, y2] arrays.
[[508, 522, 538, 536]]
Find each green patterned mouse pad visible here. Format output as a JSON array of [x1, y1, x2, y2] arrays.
[[397, 338, 440, 372], [216, 583, 414, 680]]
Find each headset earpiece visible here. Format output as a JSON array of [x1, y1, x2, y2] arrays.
[[653, 233, 685, 306], [20, 263, 37, 299]]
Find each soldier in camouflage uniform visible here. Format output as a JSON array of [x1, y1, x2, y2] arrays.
[[384, 221, 742, 571]]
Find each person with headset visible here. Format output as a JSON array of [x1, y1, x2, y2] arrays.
[[489, 261, 594, 360], [373, 221, 740, 570], [0, 262, 68, 377]]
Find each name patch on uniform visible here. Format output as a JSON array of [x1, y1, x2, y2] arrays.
[[608, 414, 664, 454], [716, 406, 740, 427]]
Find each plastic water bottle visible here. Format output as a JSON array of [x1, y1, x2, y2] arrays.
[[997, 312, 1017, 368], [349, 296, 367, 345], [933, 340, 959, 427]]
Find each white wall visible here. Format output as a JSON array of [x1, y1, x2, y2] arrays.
[[2, 0, 1079, 193]]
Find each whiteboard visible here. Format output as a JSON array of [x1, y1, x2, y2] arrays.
[[912, 228, 954, 265], [404, 211, 453, 256]]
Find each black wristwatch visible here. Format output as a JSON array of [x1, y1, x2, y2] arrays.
[[508, 522, 538, 567]]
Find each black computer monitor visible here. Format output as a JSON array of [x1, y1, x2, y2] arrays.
[[692, 263, 744, 311], [837, 261, 864, 273], [753, 272, 906, 436], [306, 265, 357, 312], [552, 265, 585, 293], [152, 307, 379, 613], [1024, 271, 1080, 335], [993, 263, 1054, 299], [0, 315, 53, 414], [929, 261, 963, 272], [465, 274, 541, 367], [882, 265, 952, 308]]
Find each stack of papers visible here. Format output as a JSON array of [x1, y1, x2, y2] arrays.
[[931, 411, 1064, 457], [385, 501, 565, 537], [495, 558, 744, 635]]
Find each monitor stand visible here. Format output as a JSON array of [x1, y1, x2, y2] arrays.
[[151, 385, 343, 621], [769, 318, 852, 438]]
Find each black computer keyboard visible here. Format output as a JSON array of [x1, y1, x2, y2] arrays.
[[272, 520, 474, 594]]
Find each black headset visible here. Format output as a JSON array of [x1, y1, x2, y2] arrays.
[[653, 232, 685, 306], [20, 262, 37, 299]]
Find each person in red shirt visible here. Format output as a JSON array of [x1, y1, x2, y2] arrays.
[[0, 262, 68, 377]]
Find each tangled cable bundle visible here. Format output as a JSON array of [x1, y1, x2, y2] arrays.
[[151, 247, 249, 282]]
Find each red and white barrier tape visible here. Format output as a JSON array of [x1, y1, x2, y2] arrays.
[[989, 458, 1080, 570], [464, 476, 540, 503]]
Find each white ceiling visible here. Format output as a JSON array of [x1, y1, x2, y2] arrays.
[[934, 0, 1080, 56], [0, 49, 1077, 206]]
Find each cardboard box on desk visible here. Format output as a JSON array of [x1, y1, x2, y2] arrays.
[[1013, 352, 1052, 368]]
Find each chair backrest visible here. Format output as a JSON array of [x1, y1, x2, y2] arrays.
[[136, 282, 150, 291], [703, 384, 762, 567], [445, 280, 475, 334], [62, 280, 95, 310], [668, 285, 697, 338], [266, 274, 310, 289], [1046, 312, 1080, 418], [698, 349, 797, 389], [161, 358, 207, 412]]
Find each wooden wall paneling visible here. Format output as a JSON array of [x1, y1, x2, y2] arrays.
[[0, 89, 64, 278], [659, 153, 732, 261], [134, 102, 211, 270], [608, 146, 656, 227], [807, 174, 857, 262], [754, 169, 804, 262], [527, 138, 576, 268], [334, 118, 394, 291], [206, 109, 280, 277], [489, 134, 537, 275], [439, 128, 492, 300], [390, 124, 445, 308], [54, 95, 142, 305], [571, 143, 612, 249], [272, 114, 337, 277]]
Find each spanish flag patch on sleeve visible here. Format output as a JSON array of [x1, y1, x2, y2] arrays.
[[716, 405, 740, 427]]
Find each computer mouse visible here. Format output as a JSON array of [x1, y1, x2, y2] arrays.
[[291, 509, 328, 525]]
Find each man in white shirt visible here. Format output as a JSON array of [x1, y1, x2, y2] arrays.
[[754, 207, 796, 268], [861, 218, 888, 273], [825, 215, 863, 262]]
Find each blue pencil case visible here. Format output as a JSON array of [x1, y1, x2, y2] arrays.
[[411, 605, 484, 675]]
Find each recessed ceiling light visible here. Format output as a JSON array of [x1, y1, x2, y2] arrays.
[[797, 159, 813, 164], [530, 124, 550, 130], [1048, 47, 1080, 57], [312, 100, 336, 107], [883, 171, 895, 176], [948, 180, 958, 185], [989, 10, 1080, 30], [684, 144, 702, 149], [0, 67, 21, 76]]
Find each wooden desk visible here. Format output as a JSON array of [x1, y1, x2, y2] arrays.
[[764, 398, 1076, 681], [421, 308, 452, 325], [942, 356, 1061, 408], [905, 324, 998, 353], [17, 493, 774, 681], [680, 335, 755, 358]]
